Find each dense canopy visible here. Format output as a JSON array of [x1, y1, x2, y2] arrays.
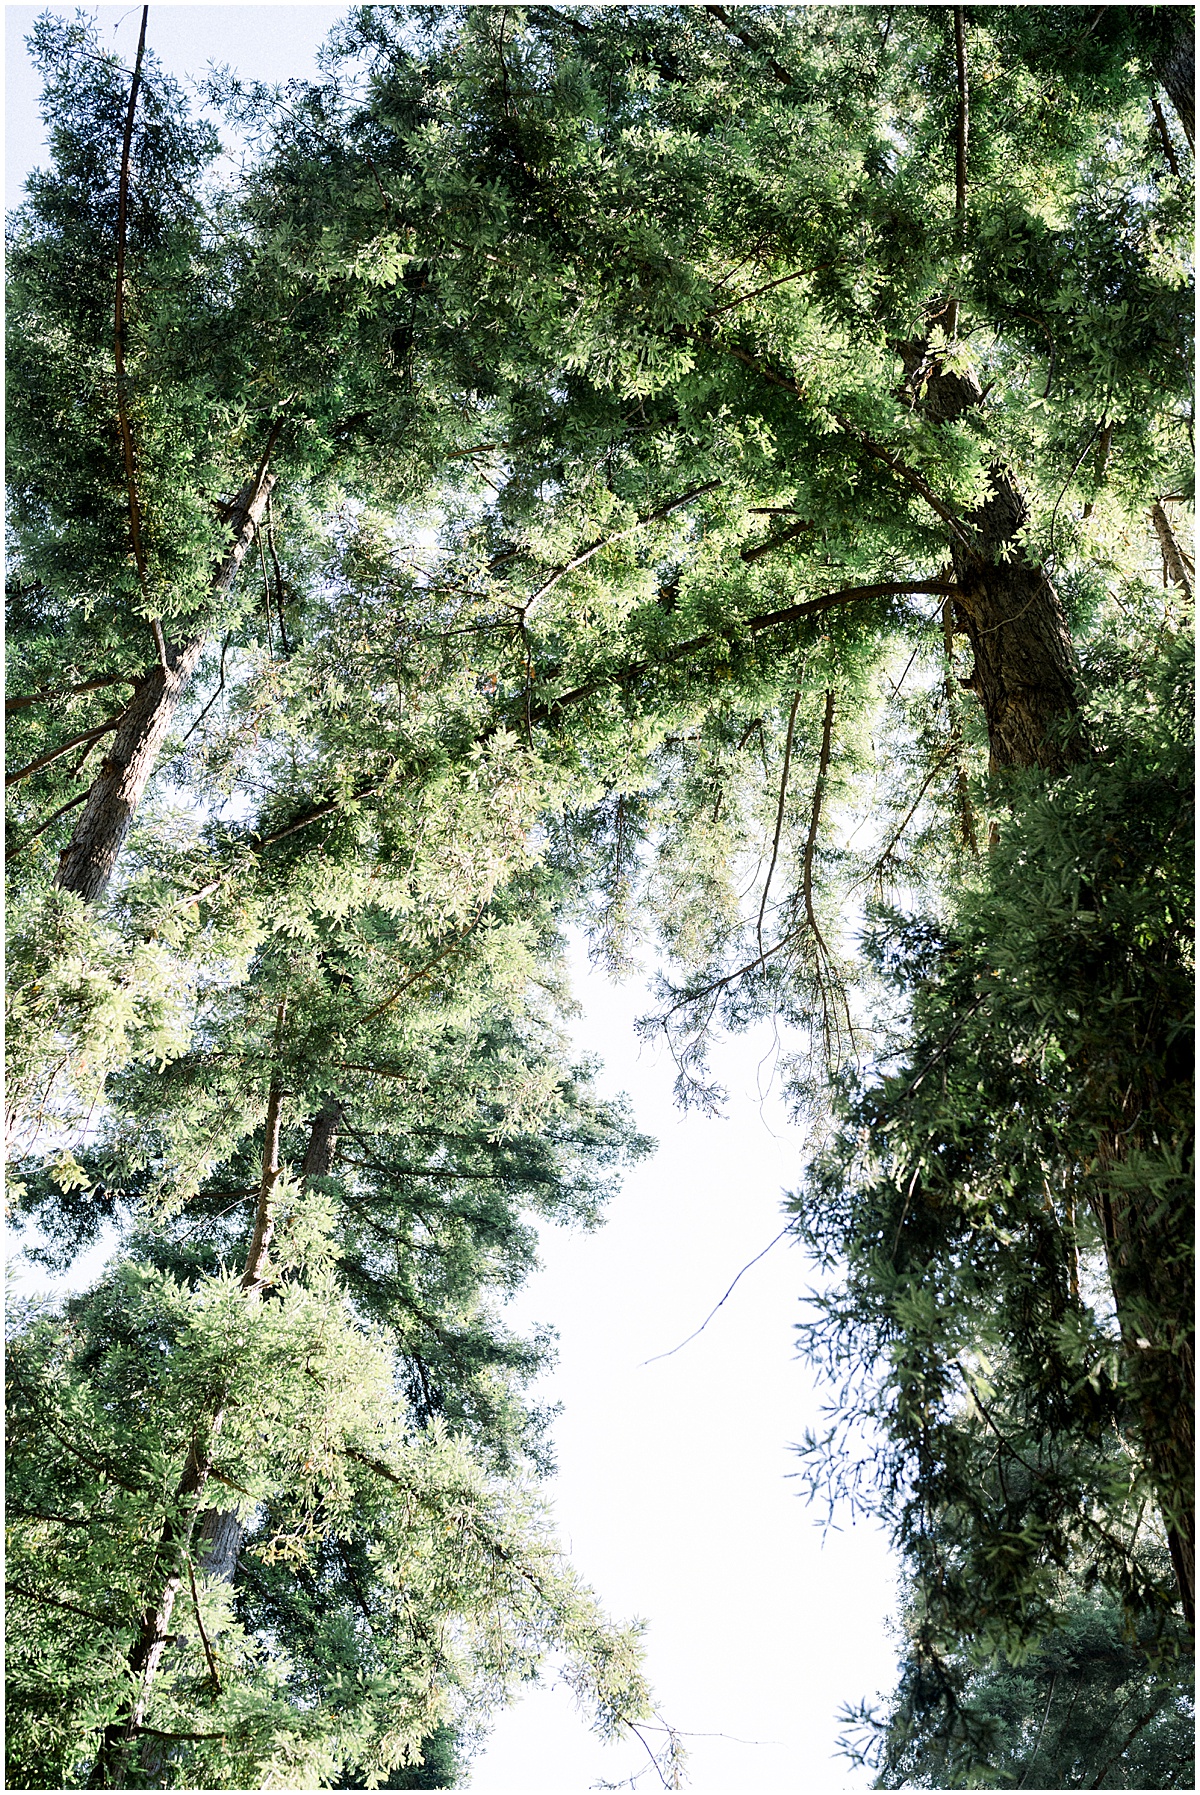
[[6, 6, 1193, 1788]]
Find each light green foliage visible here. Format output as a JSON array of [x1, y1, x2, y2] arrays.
[[5, 5, 1193, 1785], [7, 1265, 654, 1790]]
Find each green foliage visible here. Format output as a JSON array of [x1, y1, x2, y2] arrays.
[[7, 1265, 654, 1790], [844, 1584, 1194, 1789], [791, 623, 1193, 1671], [5, 4, 1194, 1785]]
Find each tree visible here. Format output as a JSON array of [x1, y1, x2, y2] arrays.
[[844, 1583, 1194, 1789], [238, 0, 1192, 1617], [7, 4, 1193, 1781]]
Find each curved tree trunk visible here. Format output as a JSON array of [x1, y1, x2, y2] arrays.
[[56, 471, 276, 903]]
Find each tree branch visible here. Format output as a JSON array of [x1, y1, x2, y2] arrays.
[[757, 689, 802, 960], [704, 4, 793, 85], [6, 674, 139, 716], [6, 714, 127, 788], [523, 481, 723, 619]]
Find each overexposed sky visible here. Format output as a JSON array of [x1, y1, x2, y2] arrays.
[[5, 9, 899, 1787]]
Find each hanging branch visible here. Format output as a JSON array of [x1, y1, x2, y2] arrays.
[[112, 7, 164, 668], [801, 689, 835, 957], [185, 1555, 222, 1692], [641, 1226, 792, 1365], [265, 497, 290, 653], [175, 636, 231, 752], [757, 689, 802, 961]]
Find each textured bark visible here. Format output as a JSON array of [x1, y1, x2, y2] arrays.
[[949, 467, 1084, 774], [55, 472, 275, 903], [194, 1505, 245, 1584], [899, 340, 1084, 773], [1152, 23, 1195, 151], [1150, 501, 1194, 601], [301, 1100, 343, 1180]]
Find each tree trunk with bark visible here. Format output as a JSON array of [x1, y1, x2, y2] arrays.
[[55, 472, 276, 903], [898, 340, 1084, 775], [91, 1098, 347, 1787], [88, 1415, 225, 1788], [904, 333, 1193, 1623]]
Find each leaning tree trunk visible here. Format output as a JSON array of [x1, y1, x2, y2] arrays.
[[56, 471, 275, 903], [88, 1414, 226, 1788], [905, 335, 1194, 1623], [92, 1096, 344, 1787]]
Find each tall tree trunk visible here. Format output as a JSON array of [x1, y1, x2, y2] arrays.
[[56, 471, 276, 903], [905, 334, 1192, 1620], [90, 1071, 297, 1788], [898, 340, 1084, 774], [88, 1415, 225, 1788], [1152, 20, 1195, 151]]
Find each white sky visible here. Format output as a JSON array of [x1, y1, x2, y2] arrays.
[[5, 8, 900, 1789]]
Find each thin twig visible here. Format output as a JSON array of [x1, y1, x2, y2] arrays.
[[176, 636, 231, 750], [186, 1555, 222, 1692], [801, 689, 835, 956], [642, 1228, 792, 1365]]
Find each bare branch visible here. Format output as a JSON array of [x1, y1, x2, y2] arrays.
[[641, 1227, 792, 1365]]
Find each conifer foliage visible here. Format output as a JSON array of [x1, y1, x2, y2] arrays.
[[6, 6, 1193, 1788]]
